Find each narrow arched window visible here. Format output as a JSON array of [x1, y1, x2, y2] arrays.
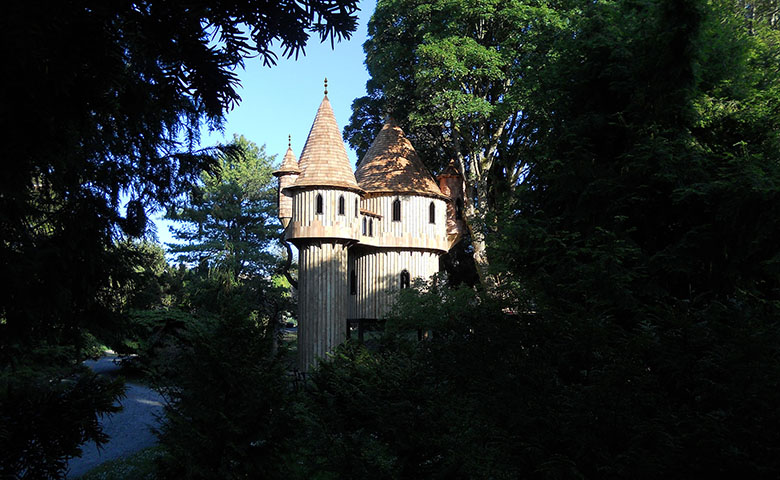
[[316, 194, 323, 214], [369, 218, 373, 237], [354, 198, 358, 217], [429, 202, 435, 224], [392, 199, 401, 222], [400, 269, 410, 289], [362, 217, 367, 235], [350, 270, 357, 295], [338, 195, 345, 215], [455, 198, 464, 220]]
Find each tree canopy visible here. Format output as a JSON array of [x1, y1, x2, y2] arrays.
[[310, 0, 780, 478], [6, 0, 780, 477], [1, 0, 358, 349], [345, 0, 564, 288], [500, 0, 780, 309]]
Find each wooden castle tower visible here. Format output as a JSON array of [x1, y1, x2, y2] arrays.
[[273, 81, 466, 371]]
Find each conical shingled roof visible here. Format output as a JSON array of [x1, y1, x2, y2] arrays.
[[355, 122, 447, 199], [289, 95, 361, 192], [273, 146, 301, 176]]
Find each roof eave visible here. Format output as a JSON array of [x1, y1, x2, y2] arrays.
[[359, 188, 449, 201], [283, 183, 366, 195]]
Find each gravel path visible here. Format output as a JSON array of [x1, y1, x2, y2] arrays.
[[66, 355, 165, 479]]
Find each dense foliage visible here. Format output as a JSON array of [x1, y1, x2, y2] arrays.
[[6, 0, 780, 478], [502, 0, 780, 309], [0, 365, 125, 479], [345, 0, 565, 287], [147, 1, 780, 477], [138, 132, 295, 479], [302, 279, 780, 478], [0, 1, 357, 477], [154, 274, 293, 480], [296, 0, 780, 478]]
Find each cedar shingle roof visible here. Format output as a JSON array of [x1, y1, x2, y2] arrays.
[[289, 95, 361, 192], [273, 146, 300, 176], [355, 122, 446, 199]]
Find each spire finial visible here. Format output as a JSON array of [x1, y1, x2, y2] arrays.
[[324, 77, 328, 95], [288, 134, 291, 149]]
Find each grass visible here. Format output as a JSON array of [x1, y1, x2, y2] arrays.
[[78, 446, 162, 480]]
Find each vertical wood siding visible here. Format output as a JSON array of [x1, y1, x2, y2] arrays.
[[297, 241, 348, 371], [352, 248, 440, 320], [290, 192, 449, 370], [277, 174, 298, 222], [293, 189, 360, 228], [289, 188, 360, 240], [357, 195, 448, 251]]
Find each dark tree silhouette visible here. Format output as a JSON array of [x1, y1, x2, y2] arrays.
[[0, 1, 357, 477]]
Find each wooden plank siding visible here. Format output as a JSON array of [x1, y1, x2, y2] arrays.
[[286, 191, 451, 371], [349, 247, 440, 320], [297, 241, 349, 371], [357, 195, 448, 251], [276, 172, 298, 227]]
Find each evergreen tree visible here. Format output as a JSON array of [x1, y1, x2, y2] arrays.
[[167, 135, 281, 281], [154, 278, 293, 480]]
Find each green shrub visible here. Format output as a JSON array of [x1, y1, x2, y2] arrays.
[[0, 349, 124, 479], [154, 296, 294, 479]]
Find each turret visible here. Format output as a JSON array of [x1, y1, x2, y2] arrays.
[[283, 79, 363, 371], [272, 135, 300, 228], [354, 120, 449, 252], [283, 79, 363, 244], [438, 159, 467, 248], [350, 120, 449, 321]]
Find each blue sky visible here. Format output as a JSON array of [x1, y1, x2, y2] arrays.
[[156, 0, 377, 245]]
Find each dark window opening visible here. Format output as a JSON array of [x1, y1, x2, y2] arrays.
[[400, 270, 410, 289], [392, 199, 401, 221], [362, 217, 367, 235], [338, 195, 345, 215], [355, 198, 358, 217], [350, 270, 357, 295], [429, 202, 436, 224], [455, 198, 463, 220], [316, 194, 323, 214], [369, 219, 373, 237]]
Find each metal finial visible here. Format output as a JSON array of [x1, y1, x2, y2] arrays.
[[288, 134, 291, 149], [324, 77, 328, 95]]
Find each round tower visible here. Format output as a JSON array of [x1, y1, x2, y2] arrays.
[[283, 80, 364, 371], [272, 135, 300, 228], [437, 159, 468, 248], [351, 120, 449, 321]]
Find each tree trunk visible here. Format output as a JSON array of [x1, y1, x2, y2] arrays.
[[464, 174, 497, 292], [450, 128, 500, 293]]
